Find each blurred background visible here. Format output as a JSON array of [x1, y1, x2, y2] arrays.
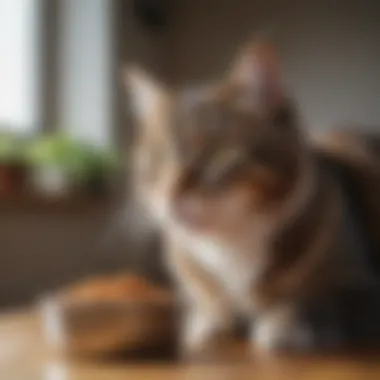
[[1, 0, 380, 309]]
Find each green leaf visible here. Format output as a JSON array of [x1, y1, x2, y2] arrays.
[[25, 132, 121, 183]]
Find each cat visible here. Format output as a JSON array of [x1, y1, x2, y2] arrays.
[[124, 38, 380, 357]]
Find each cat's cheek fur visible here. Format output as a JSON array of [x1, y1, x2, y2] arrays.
[[251, 306, 314, 354]]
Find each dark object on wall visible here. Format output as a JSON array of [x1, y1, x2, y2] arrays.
[[132, 0, 171, 32]]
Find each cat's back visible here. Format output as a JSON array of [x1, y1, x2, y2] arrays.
[[312, 128, 380, 272]]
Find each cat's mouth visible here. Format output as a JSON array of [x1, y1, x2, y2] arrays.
[[172, 197, 213, 231]]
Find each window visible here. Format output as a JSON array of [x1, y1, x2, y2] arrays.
[[59, 0, 114, 147], [0, 0, 40, 134], [0, 0, 116, 146]]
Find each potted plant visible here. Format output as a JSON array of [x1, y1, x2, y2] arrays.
[[0, 132, 27, 197], [71, 145, 119, 197], [26, 133, 120, 198], [26, 134, 84, 198]]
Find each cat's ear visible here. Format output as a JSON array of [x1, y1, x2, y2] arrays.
[[229, 38, 286, 112], [122, 66, 171, 130]]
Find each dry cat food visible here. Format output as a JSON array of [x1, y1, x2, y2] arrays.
[[62, 273, 172, 304]]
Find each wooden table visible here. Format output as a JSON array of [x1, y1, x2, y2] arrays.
[[1, 309, 380, 380]]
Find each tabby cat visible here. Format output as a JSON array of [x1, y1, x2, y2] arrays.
[[125, 38, 380, 357]]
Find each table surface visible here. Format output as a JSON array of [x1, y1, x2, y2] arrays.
[[1, 309, 380, 380]]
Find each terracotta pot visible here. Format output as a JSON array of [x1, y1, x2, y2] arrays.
[[0, 163, 26, 196]]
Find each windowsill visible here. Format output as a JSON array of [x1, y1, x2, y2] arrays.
[[0, 193, 113, 214]]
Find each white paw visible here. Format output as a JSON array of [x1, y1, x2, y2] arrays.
[[252, 316, 313, 353], [182, 311, 217, 354]]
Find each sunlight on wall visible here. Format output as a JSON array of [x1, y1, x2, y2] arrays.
[[59, 0, 114, 147]]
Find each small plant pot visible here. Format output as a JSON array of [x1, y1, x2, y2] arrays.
[[32, 165, 73, 198], [0, 163, 26, 197]]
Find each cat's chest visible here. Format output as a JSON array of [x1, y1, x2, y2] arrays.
[[183, 232, 264, 297]]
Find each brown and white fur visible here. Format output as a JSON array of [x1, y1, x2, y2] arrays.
[[124, 39, 380, 357]]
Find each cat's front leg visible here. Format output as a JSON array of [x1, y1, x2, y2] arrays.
[[165, 236, 234, 360], [181, 302, 234, 360], [251, 304, 314, 354]]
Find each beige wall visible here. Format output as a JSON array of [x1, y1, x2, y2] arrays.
[[170, 0, 380, 131]]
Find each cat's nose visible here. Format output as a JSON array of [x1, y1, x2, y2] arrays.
[[173, 197, 207, 228]]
